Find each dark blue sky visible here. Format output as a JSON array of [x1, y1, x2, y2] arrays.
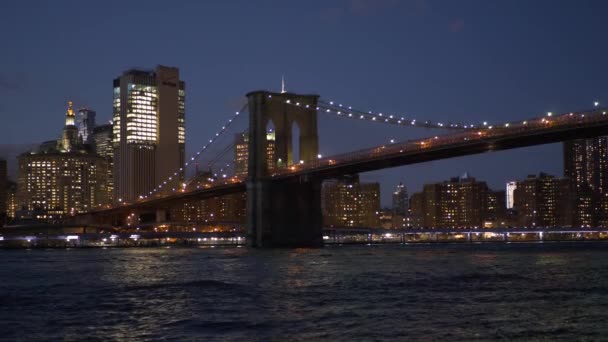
[[1, 0, 607, 205]]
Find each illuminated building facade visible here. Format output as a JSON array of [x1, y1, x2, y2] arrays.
[[18, 153, 108, 219], [513, 173, 571, 227], [391, 182, 408, 216], [93, 124, 114, 203], [15, 102, 109, 221], [6, 181, 17, 220], [0, 159, 6, 223], [171, 171, 246, 224], [563, 138, 608, 227], [113, 66, 185, 202], [411, 174, 499, 228], [234, 130, 276, 178], [321, 174, 380, 228], [76, 108, 96, 144], [506, 181, 517, 209]]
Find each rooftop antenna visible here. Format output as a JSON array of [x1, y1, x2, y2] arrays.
[[281, 75, 286, 94]]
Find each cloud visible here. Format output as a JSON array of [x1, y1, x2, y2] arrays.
[[449, 19, 465, 33]]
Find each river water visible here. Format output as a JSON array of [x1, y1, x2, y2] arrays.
[[1, 243, 608, 341]]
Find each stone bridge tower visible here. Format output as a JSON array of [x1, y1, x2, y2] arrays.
[[246, 90, 323, 247]]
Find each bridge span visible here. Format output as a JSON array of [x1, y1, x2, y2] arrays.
[[78, 89, 608, 248]]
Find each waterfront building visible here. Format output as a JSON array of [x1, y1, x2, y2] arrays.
[[6, 180, 17, 220], [76, 108, 96, 144], [0, 159, 6, 223], [321, 174, 380, 228], [171, 170, 246, 224], [392, 182, 408, 216], [513, 173, 571, 227], [16, 102, 108, 220], [563, 138, 608, 227], [234, 130, 276, 178], [112, 66, 185, 203], [92, 124, 114, 204], [410, 174, 501, 228], [506, 181, 517, 209], [409, 192, 424, 228]]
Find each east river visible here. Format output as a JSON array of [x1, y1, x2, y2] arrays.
[[1, 243, 608, 341]]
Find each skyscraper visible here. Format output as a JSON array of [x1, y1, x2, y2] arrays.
[[563, 138, 608, 227], [506, 181, 517, 209], [76, 108, 97, 144], [391, 182, 408, 216], [112, 66, 185, 202], [60, 101, 78, 152], [93, 124, 114, 204], [17, 103, 108, 219]]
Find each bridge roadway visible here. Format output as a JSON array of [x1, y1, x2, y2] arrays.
[[89, 106, 608, 215]]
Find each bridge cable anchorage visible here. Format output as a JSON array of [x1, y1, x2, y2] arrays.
[[140, 103, 248, 201]]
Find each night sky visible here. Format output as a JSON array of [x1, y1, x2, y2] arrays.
[[1, 0, 607, 205]]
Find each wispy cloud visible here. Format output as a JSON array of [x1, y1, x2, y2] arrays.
[[320, 0, 430, 22]]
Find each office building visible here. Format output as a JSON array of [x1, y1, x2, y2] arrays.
[[16, 102, 108, 220], [513, 173, 571, 227], [113, 65, 185, 202], [506, 181, 517, 209], [92, 124, 114, 204], [564, 138, 608, 227], [76, 108, 96, 144], [321, 174, 380, 228], [234, 130, 276, 178]]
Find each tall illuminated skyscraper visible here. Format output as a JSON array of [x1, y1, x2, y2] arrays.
[[112, 66, 185, 202], [564, 138, 608, 227]]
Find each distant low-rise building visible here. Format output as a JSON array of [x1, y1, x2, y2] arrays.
[[513, 173, 572, 228], [410, 173, 503, 229], [322, 174, 380, 228]]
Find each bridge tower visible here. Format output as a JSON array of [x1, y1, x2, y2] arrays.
[[246, 90, 323, 247]]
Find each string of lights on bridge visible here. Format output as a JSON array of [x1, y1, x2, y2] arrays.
[[136, 97, 605, 201], [282, 96, 605, 135], [138, 104, 248, 201]]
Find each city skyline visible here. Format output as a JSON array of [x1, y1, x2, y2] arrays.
[[2, 1, 608, 205]]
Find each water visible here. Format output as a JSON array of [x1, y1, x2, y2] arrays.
[[2, 243, 608, 341]]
